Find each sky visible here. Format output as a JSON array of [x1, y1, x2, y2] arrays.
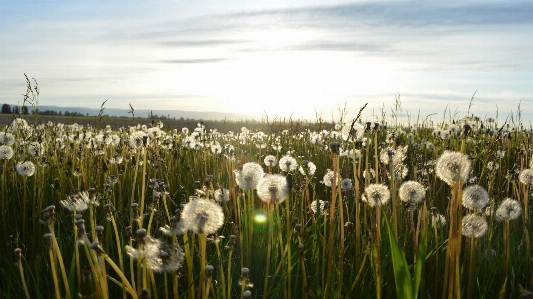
[[1, 0, 532, 124]]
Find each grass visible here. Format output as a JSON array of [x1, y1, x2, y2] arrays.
[[0, 99, 532, 299]]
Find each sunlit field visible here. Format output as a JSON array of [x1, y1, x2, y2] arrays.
[[1, 85, 533, 299]]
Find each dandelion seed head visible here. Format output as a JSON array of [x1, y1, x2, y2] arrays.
[[214, 188, 230, 202], [310, 200, 329, 215], [462, 214, 488, 238], [519, 169, 533, 185], [279, 155, 298, 172], [435, 151, 471, 186], [234, 162, 264, 190], [0, 132, 15, 145], [0, 145, 14, 160], [462, 185, 489, 210], [15, 161, 35, 177], [340, 178, 353, 191], [256, 174, 289, 204], [322, 169, 340, 187], [298, 161, 316, 177], [496, 198, 522, 221], [180, 198, 224, 234], [398, 181, 425, 204], [264, 155, 277, 167], [362, 184, 391, 207]]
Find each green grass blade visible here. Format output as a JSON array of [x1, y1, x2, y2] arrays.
[[414, 228, 427, 298], [383, 210, 414, 299]]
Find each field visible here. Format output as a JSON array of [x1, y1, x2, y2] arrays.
[[0, 108, 532, 299]]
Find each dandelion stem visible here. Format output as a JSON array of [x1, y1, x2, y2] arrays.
[[17, 257, 31, 299]]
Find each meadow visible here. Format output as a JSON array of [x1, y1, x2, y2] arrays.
[[1, 99, 533, 299]]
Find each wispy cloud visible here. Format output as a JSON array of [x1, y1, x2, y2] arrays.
[[160, 58, 230, 64]]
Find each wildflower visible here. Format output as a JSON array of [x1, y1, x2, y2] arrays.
[[379, 146, 407, 166], [299, 160, 316, 176], [15, 161, 35, 177], [462, 185, 489, 210], [256, 174, 290, 204], [363, 168, 375, 180], [398, 181, 425, 204], [279, 155, 298, 172], [340, 178, 353, 191], [128, 131, 149, 149], [339, 149, 361, 160], [310, 200, 329, 215], [234, 162, 264, 190], [154, 244, 184, 273], [495, 198, 522, 221], [0, 132, 15, 145], [214, 187, 230, 202], [60, 191, 100, 212], [487, 161, 499, 171], [180, 198, 224, 234], [518, 169, 533, 185], [341, 121, 365, 140], [0, 145, 14, 160], [462, 214, 488, 238], [431, 213, 446, 228], [125, 229, 167, 270], [362, 184, 391, 207], [322, 169, 340, 187], [388, 163, 409, 181], [435, 151, 471, 186], [264, 155, 277, 167]]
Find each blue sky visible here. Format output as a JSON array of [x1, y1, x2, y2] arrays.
[[1, 0, 532, 123]]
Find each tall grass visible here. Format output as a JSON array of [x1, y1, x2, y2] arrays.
[[1, 98, 533, 298]]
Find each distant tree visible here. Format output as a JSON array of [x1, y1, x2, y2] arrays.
[[59, 111, 62, 116], [13, 106, 20, 114], [1, 104, 11, 114], [64, 111, 70, 116], [21, 106, 28, 114]]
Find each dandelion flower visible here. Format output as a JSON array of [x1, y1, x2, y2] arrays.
[[15, 161, 35, 177], [340, 178, 353, 191], [60, 191, 99, 212], [129, 131, 149, 149], [299, 161, 316, 176], [379, 146, 407, 166], [362, 184, 391, 207], [279, 155, 298, 172], [518, 169, 533, 185], [0, 145, 14, 160], [234, 162, 264, 190], [462, 185, 489, 210], [398, 181, 425, 204], [264, 155, 277, 167], [180, 198, 224, 234], [310, 200, 329, 215], [462, 214, 488, 238], [214, 188, 230, 202], [495, 198, 522, 221], [431, 213, 446, 228], [341, 122, 365, 141], [125, 231, 166, 270], [256, 174, 289, 204], [0, 132, 15, 145], [322, 169, 340, 187], [154, 244, 185, 273], [435, 151, 471, 186], [27, 141, 45, 157]]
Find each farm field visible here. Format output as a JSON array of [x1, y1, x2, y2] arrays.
[[0, 109, 532, 299]]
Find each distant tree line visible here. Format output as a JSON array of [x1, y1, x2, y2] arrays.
[[2, 104, 28, 114], [1, 104, 88, 117]]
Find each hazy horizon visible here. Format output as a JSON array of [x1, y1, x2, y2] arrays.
[[1, 1, 532, 123]]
